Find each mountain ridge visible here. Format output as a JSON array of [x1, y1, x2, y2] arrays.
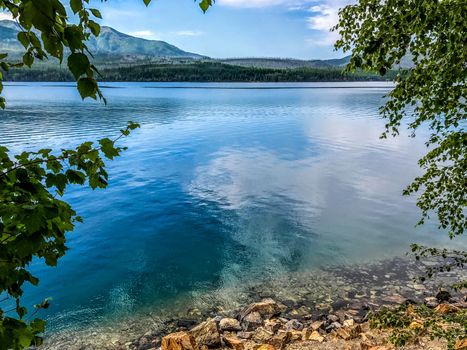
[[0, 20, 203, 59], [0, 20, 354, 68]]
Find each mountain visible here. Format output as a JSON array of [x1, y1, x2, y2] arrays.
[[0, 20, 202, 59]]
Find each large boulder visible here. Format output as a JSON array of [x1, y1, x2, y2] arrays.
[[241, 311, 263, 331], [162, 332, 198, 350], [240, 299, 281, 322], [219, 318, 242, 332], [189, 319, 221, 348]]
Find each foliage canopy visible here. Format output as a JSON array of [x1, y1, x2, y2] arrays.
[[334, 0, 466, 239]]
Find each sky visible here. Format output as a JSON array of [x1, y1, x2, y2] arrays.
[[93, 0, 353, 60], [0, 0, 353, 59]]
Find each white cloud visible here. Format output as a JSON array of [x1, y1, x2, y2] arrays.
[[305, 0, 354, 47], [217, 0, 311, 8], [0, 12, 13, 21], [128, 30, 159, 39], [307, 5, 338, 31], [175, 30, 204, 37]]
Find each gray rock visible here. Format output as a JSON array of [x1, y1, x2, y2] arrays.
[[285, 319, 303, 331], [424, 297, 439, 308]]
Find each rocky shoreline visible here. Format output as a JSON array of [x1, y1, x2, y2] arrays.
[[129, 292, 466, 350], [42, 257, 466, 350]]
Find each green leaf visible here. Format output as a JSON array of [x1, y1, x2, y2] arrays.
[[77, 77, 97, 99], [70, 0, 83, 13], [17, 32, 30, 48], [98, 138, 119, 159], [89, 8, 102, 18], [88, 20, 101, 37], [67, 53, 90, 79], [64, 25, 84, 51], [22, 52, 34, 67], [199, 0, 213, 12]]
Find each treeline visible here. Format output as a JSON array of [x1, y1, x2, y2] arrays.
[[4, 61, 398, 82]]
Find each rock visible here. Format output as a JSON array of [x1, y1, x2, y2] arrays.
[[223, 335, 244, 350], [436, 290, 451, 302], [343, 319, 355, 327], [310, 321, 324, 331], [268, 331, 291, 350], [285, 319, 303, 331], [435, 303, 460, 314], [413, 284, 426, 291], [327, 314, 340, 322], [424, 297, 438, 308], [288, 330, 303, 342], [237, 332, 253, 340], [325, 322, 342, 332], [178, 319, 198, 329], [240, 299, 281, 322], [220, 318, 242, 332], [241, 311, 263, 331], [335, 328, 351, 340], [264, 319, 282, 333], [252, 327, 274, 343], [287, 306, 311, 319], [306, 331, 324, 342], [256, 345, 275, 350], [454, 338, 467, 350], [189, 319, 221, 348], [161, 332, 198, 350], [381, 294, 405, 305]]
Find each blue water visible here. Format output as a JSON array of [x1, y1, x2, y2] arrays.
[[0, 82, 459, 344]]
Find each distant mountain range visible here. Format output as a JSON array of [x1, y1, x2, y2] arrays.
[[0, 20, 202, 59], [0, 20, 356, 68]]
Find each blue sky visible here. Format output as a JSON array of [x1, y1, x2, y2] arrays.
[[0, 0, 353, 59], [93, 0, 352, 59]]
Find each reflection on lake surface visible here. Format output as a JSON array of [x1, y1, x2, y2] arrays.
[[0, 82, 461, 347]]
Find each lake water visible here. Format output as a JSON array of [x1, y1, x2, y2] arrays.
[[0, 82, 460, 347]]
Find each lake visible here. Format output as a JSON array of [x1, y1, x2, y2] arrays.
[[0, 82, 458, 347]]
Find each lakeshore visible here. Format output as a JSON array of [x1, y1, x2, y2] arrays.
[[41, 257, 466, 349]]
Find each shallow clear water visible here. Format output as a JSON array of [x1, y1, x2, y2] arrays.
[[0, 82, 459, 344]]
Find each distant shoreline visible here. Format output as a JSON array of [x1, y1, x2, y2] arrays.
[[3, 81, 395, 89]]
